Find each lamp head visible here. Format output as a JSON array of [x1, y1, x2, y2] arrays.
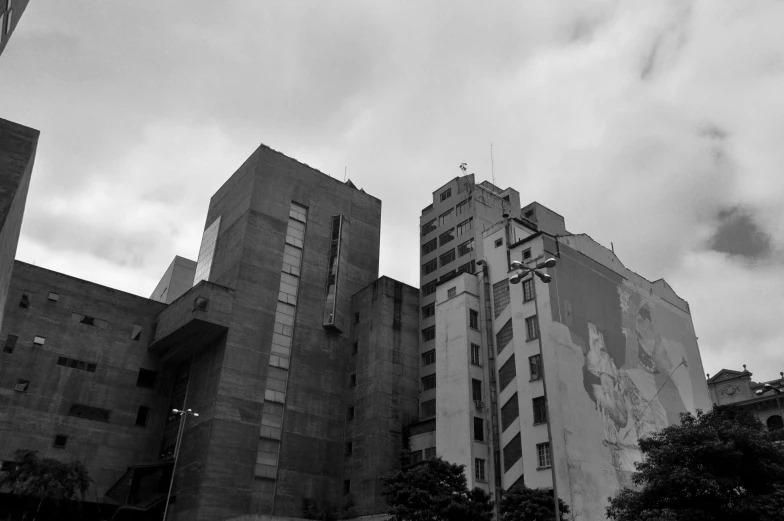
[[172, 409, 180, 413], [535, 271, 552, 283], [510, 260, 524, 270], [756, 389, 764, 396], [510, 273, 523, 284], [536, 257, 558, 269], [476, 260, 485, 266], [192, 413, 199, 417]]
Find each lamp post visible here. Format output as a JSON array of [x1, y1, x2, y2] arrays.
[[163, 408, 199, 521], [510, 257, 560, 520], [755, 375, 784, 429]]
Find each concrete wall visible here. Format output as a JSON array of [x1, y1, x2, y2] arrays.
[[0, 118, 37, 335], [0, 262, 166, 497], [149, 256, 197, 304]]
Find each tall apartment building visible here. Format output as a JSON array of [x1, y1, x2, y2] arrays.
[[417, 189, 712, 521], [0, 142, 420, 521], [0, 0, 31, 58]]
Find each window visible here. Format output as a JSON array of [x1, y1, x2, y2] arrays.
[[495, 238, 503, 248], [422, 303, 435, 318], [349, 373, 357, 387], [68, 404, 111, 423], [472, 379, 483, 402], [474, 458, 486, 481], [447, 287, 456, 299], [422, 281, 437, 296], [14, 378, 29, 393], [347, 407, 355, 420], [499, 355, 516, 392], [422, 219, 436, 236], [410, 450, 423, 465], [523, 248, 532, 260], [53, 435, 68, 449], [523, 278, 534, 302], [503, 433, 523, 471], [439, 209, 453, 226], [469, 310, 479, 330], [533, 396, 548, 425], [352, 342, 358, 354], [526, 316, 540, 340], [354, 312, 360, 323], [422, 374, 436, 391], [345, 441, 353, 455], [456, 218, 473, 236], [343, 480, 351, 494], [422, 350, 435, 366], [33, 336, 45, 346], [493, 280, 510, 318], [470, 343, 481, 365], [194, 216, 222, 286], [136, 369, 158, 389], [135, 406, 150, 427], [71, 313, 108, 329], [47, 293, 59, 302], [501, 393, 520, 431], [422, 326, 435, 342], [537, 442, 551, 468], [439, 249, 456, 267], [422, 239, 437, 255], [57, 356, 97, 373], [529, 355, 542, 381], [193, 297, 209, 311], [473, 418, 485, 442], [439, 229, 455, 247], [456, 198, 470, 215], [423, 259, 438, 275], [131, 324, 143, 341], [440, 188, 452, 201], [456, 261, 475, 275], [497, 319, 514, 355], [3, 334, 17, 354], [525, 209, 535, 220], [457, 239, 474, 257], [421, 399, 436, 418], [425, 447, 436, 459], [19, 293, 30, 308]]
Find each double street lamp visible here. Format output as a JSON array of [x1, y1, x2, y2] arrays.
[[163, 408, 199, 521], [509, 256, 561, 519]]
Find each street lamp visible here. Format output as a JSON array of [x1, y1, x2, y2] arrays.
[[163, 408, 199, 520], [755, 375, 784, 429], [509, 256, 561, 520]]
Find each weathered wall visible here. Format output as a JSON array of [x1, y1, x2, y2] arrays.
[[149, 256, 197, 304]]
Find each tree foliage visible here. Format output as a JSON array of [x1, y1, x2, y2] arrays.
[[606, 406, 784, 521], [0, 449, 91, 520], [499, 482, 570, 521], [381, 456, 494, 521]]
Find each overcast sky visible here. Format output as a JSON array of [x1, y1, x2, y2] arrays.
[[1, 1, 783, 382]]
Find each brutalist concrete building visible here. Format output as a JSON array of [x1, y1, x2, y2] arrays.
[[0, 138, 419, 520]]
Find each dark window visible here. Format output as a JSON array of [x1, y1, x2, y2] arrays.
[[472, 379, 482, 402], [422, 374, 436, 391], [422, 326, 435, 342], [458, 239, 474, 257], [474, 458, 486, 481], [19, 293, 30, 309], [470, 344, 481, 365], [456, 261, 474, 275], [48, 293, 59, 302], [53, 435, 68, 449], [131, 324, 143, 341], [526, 316, 540, 340], [473, 417, 484, 442], [354, 312, 360, 323], [501, 393, 520, 431], [425, 447, 436, 459], [81, 316, 95, 326], [439, 229, 455, 247], [68, 404, 111, 423], [422, 282, 437, 296], [438, 209, 453, 226], [456, 218, 473, 236], [345, 441, 353, 455], [439, 249, 456, 267], [499, 355, 516, 392], [523, 278, 534, 302], [347, 407, 355, 420], [136, 369, 158, 389], [495, 238, 503, 248], [135, 406, 150, 427], [469, 310, 479, 330], [447, 287, 456, 299], [440, 188, 452, 202], [533, 396, 548, 425], [422, 303, 435, 318], [422, 219, 436, 236], [496, 319, 513, 354], [456, 198, 471, 215], [421, 399, 436, 418], [343, 480, 351, 494], [57, 356, 68, 366], [3, 335, 17, 354], [352, 342, 358, 354], [86, 363, 97, 373], [529, 355, 542, 380], [493, 280, 510, 318], [503, 433, 523, 470], [33, 336, 45, 346], [524, 209, 535, 219], [422, 239, 438, 255], [410, 450, 423, 465], [193, 297, 209, 311], [14, 378, 29, 393], [422, 349, 436, 366], [523, 248, 532, 260], [349, 373, 357, 387], [537, 442, 551, 468], [423, 259, 438, 275]]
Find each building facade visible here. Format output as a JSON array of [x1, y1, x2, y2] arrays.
[[149, 256, 197, 304], [707, 368, 784, 432], [0, 0, 31, 58]]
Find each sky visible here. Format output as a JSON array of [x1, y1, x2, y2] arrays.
[[1, 0, 783, 382]]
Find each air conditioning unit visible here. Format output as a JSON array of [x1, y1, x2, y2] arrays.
[[474, 400, 485, 409]]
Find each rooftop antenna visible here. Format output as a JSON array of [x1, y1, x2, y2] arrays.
[[459, 163, 467, 175], [490, 142, 495, 187], [344, 166, 347, 182]]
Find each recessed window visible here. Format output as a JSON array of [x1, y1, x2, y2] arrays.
[[422, 349, 435, 366], [422, 239, 438, 255], [529, 355, 542, 381], [456, 218, 473, 236], [470, 343, 481, 366], [474, 458, 486, 481], [456, 198, 470, 215], [86, 363, 97, 373], [526, 315, 540, 341], [458, 239, 474, 257], [422, 282, 437, 297], [438, 209, 453, 226], [523, 248, 532, 260], [3, 334, 17, 354], [423, 259, 438, 275], [354, 312, 360, 323], [440, 188, 452, 202], [447, 287, 456, 299], [523, 278, 534, 302], [421, 219, 437, 237], [469, 310, 479, 330], [47, 293, 60, 302], [193, 297, 209, 311], [421, 399, 436, 418], [422, 326, 435, 342], [495, 238, 503, 248], [352, 342, 358, 354], [439, 229, 455, 247], [68, 404, 111, 423], [345, 441, 353, 455], [349, 373, 357, 387], [33, 336, 45, 346], [422, 374, 436, 391], [131, 324, 143, 341], [533, 396, 548, 425], [135, 406, 150, 427], [425, 447, 436, 459], [525, 209, 535, 220], [422, 303, 435, 319], [14, 378, 29, 393], [473, 417, 485, 442], [343, 479, 351, 494], [537, 442, 551, 468], [136, 369, 158, 389], [19, 293, 30, 309], [347, 406, 355, 420], [472, 379, 483, 402], [53, 435, 68, 449]]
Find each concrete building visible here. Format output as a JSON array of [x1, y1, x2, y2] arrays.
[[0, 142, 420, 521], [0, 0, 31, 58], [707, 367, 784, 432]]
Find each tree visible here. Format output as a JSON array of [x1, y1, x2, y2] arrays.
[[381, 456, 494, 521], [0, 449, 91, 521], [606, 406, 784, 521], [499, 483, 570, 521]]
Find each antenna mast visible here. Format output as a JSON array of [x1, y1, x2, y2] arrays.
[[490, 142, 495, 187]]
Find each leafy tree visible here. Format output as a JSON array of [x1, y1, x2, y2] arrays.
[[381, 456, 494, 521], [606, 406, 784, 521], [499, 482, 570, 521], [0, 449, 91, 521]]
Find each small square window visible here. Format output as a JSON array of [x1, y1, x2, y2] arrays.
[[352, 342, 358, 354], [354, 312, 360, 323], [135, 405, 150, 427], [80, 316, 95, 326], [14, 378, 29, 393], [440, 188, 452, 202], [422, 349, 435, 366], [469, 310, 479, 330], [422, 303, 435, 319], [3, 334, 17, 354], [343, 479, 351, 494], [53, 435, 68, 449], [347, 406, 355, 420], [495, 238, 503, 248], [86, 363, 97, 373], [422, 374, 436, 391], [193, 297, 209, 311], [131, 324, 143, 341], [19, 293, 30, 309], [523, 248, 532, 260], [47, 293, 59, 302], [422, 326, 435, 342], [349, 373, 357, 387], [136, 369, 158, 389], [57, 356, 68, 366], [447, 287, 456, 299], [33, 336, 45, 346]]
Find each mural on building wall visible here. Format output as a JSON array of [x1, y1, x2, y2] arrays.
[[547, 240, 710, 520]]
